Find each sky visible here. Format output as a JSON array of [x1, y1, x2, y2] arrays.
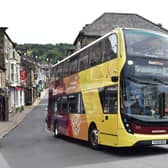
[[0, 0, 168, 44]]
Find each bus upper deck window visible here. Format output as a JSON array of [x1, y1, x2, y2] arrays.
[[103, 34, 117, 62]]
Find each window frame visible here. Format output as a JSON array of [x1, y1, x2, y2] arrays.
[[53, 33, 118, 79], [56, 64, 63, 79], [102, 33, 118, 62], [79, 50, 89, 71], [61, 95, 68, 113], [69, 57, 78, 75], [99, 85, 118, 114], [62, 60, 70, 77], [89, 41, 102, 67], [55, 93, 85, 114]]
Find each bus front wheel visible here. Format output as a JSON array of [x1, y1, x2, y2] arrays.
[[53, 122, 59, 138], [89, 126, 99, 149]]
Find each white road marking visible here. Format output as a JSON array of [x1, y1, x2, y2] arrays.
[[0, 153, 11, 168]]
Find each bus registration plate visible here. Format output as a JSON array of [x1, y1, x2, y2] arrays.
[[152, 140, 167, 145]]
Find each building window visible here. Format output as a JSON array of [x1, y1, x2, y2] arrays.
[[76, 41, 81, 50], [11, 64, 14, 81], [13, 50, 16, 59], [16, 67, 19, 82]]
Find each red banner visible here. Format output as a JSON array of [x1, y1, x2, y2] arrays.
[[20, 69, 26, 80], [16, 86, 23, 91]]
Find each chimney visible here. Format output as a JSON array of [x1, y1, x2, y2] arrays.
[[158, 23, 162, 27], [0, 27, 8, 31]]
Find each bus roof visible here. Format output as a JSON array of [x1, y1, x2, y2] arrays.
[[52, 27, 167, 68], [52, 30, 115, 68]]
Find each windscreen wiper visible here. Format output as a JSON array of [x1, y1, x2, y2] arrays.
[[153, 78, 168, 85], [127, 76, 157, 85]]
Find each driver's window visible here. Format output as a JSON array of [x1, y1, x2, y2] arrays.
[[99, 85, 118, 114]]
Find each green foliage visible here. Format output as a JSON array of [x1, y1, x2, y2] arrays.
[[17, 43, 73, 64]]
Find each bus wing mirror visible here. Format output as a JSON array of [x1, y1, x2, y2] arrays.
[[111, 76, 118, 82]]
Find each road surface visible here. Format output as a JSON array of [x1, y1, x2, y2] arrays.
[[0, 95, 168, 168]]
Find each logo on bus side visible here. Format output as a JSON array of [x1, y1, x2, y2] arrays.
[[71, 115, 81, 136]]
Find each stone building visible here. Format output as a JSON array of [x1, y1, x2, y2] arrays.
[[21, 55, 45, 105], [0, 66, 6, 89], [0, 27, 24, 118], [0, 27, 10, 120], [0, 65, 7, 121], [21, 55, 36, 105], [74, 13, 168, 50]]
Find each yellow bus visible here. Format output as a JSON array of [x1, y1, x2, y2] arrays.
[[47, 28, 168, 148]]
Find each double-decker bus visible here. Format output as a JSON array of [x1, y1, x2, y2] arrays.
[[47, 27, 168, 148]]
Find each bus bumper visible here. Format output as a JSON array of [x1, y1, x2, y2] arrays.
[[117, 129, 168, 147]]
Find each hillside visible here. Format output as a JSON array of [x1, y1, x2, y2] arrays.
[[17, 43, 73, 64]]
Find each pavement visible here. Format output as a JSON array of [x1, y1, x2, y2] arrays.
[[0, 89, 48, 138]]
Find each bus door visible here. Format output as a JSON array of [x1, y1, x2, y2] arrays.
[[99, 85, 118, 145]]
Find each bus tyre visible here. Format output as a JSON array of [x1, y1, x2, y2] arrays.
[[53, 122, 59, 138], [89, 126, 99, 149]]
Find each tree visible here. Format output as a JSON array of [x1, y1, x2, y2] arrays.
[[16, 43, 73, 64]]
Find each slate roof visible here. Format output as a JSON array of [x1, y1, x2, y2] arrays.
[[0, 27, 16, 47], [74, 13, 168, 44]]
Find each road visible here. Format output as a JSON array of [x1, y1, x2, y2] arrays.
[[0, 95, 168, 168]]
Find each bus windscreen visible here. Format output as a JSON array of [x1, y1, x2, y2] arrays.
[[124, 29, 168, 59]]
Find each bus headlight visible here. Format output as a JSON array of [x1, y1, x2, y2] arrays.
[[122, 116, 134, 134], [128, 60, 134, 65]]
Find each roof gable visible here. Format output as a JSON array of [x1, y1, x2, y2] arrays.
[[81, 13, 168, 37]]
